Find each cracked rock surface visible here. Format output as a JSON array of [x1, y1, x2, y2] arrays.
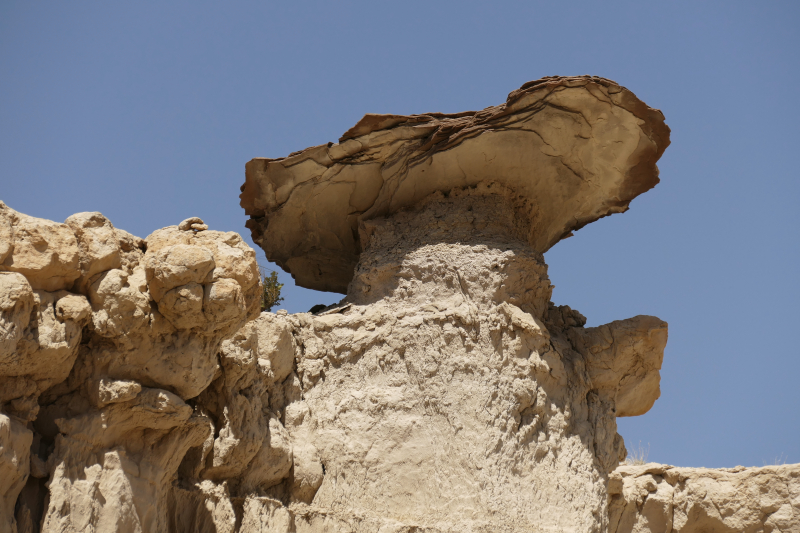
[[241, 75, 670, 293]]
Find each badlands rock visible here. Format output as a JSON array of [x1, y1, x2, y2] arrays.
[[0, 203, 80, 292], [235, 76, 671, 531], [241, 188, 667, 532], [0, 205, 263, 533], [241, 75, 670, 293], [609, 463, 800, 532], [2, 76, 794, 533]]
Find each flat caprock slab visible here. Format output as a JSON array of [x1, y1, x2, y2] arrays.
[[241, 75, 670, 293]]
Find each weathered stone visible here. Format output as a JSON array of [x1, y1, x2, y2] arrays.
[[0, 202, 80, 291], [0, 204, 262, 533], [0, 413, 32, 533], [232, 76, 675, 531], [569, 315, 668, 417], [41, 389, 211, 533], [241, 76, 670, 293], [0, 272, 34, 369], [1, 76, 795, 533], [64, 212, 122, 293], [609, 463, 800, 533]]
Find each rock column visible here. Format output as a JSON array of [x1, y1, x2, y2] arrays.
[[286, 187, 667, 532]]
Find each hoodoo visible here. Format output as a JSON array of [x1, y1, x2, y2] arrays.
[[3, 76, 795, 533], [240, 76, 670, 531]]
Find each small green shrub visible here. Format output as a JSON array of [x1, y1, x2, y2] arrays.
[[260, 267, 284, 312]]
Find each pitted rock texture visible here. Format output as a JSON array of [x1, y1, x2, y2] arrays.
[[3, 77, 790, 533], [0, 202, 265, 533], [609, 463, 800, 532], [260, 189, 667, 532], [241, 75, 670, 292]]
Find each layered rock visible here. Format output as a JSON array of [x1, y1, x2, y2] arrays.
[[241, 75, 670, 293], [609, 463, 800, 532]]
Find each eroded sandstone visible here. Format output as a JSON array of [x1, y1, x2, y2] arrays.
[[609, 463, 800, 532], [241, 76, 670, 293], [1, 76, 795, 533], [0, 203, 265, 533], [233, 76, 674, 531]]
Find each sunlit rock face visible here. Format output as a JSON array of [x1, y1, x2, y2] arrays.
[[17, 75, 795, 533], [230, 75, 672, 530], [0, 203, 264, 533], [269, 186, 665, 532], [241, 75, 670, 294], [609, 463, 800, 533]]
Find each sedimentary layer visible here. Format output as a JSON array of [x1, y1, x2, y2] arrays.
[[241, 75, 670, 293]]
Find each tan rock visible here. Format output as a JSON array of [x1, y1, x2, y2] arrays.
[[254, 312, 296, 385], [87, 267, 150, 337], [64, 212, 122, 293], [0, 202, 80, 291], [145, 243, 216, 303], [169, 480, 238, 533], [0, 413, 32, 533], [203, 278, 247, 332], [0, 207, 13, 265], [0, 272, 34, 368], [240, 413, 293, 493], [191, 319, 294, 493], [178, 216, 209, 232], [115, 228, 146, 275], [159, 281, 207, 330], [0, 283, 91, 417], [0, 204, 262, 532], [264, 190, 639, 530], [41, 389, 211, 533], [241, 75, 669, 293], [569, 315, 668, 417], [231, 78, 671, 531], [609, 463, 800, 533], [239, 497, 293, 533], [7, 78, 785, 533], [94, 377, 142, 407]]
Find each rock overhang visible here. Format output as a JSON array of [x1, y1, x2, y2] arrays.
[[241, 75, 670, 293]]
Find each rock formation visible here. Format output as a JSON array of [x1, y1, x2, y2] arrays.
[[0, 202, 265, 533], [237, 76, 671, 531], [1, 76, 797, 532], [241, 76, 669, 294], [609, 463, 800, 532]]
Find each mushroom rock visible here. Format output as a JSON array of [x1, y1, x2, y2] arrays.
[[240, 76, 672, 531]]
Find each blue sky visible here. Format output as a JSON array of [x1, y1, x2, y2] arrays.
[[2, 1, 798, 468]]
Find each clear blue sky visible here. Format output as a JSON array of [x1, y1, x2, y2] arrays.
[[2, 1, 798, 469]]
